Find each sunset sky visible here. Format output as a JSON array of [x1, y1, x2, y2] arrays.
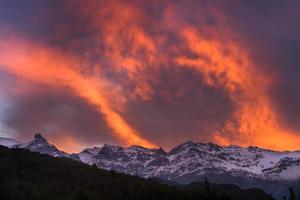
[[0, 0, 300, 153]]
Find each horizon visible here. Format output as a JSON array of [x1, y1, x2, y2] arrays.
[[2, 133, 299, 154], [1, 0, 300, 153]]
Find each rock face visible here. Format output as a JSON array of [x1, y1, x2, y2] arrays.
[[3, 134, 300, 198], [78, 144, 168, 177]]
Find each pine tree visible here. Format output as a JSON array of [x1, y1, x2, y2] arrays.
[[288, 187, 296, 200], [201, 178, 231, 200]]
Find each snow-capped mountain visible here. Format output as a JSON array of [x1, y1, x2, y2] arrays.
[[77, 141, 300, 198], [0, 137, 21, 147], [77, 141, 300, 182], [78, 144, 167, 176], [2, 134, 300, 198], [13, 133, 68, 158]]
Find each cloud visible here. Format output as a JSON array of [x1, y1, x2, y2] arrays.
[[123, 66, 234, 149], [1, 0, 300, 152], [0, 38, 155, 149], [2, 82, 114, 151]]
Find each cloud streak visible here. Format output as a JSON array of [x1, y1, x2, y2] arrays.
[[0, 38, 155, 149]]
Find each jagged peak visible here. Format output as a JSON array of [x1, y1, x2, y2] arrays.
[[174, 141, 220, 149], [128, 145, 167, 155], [101, 144, 124, 152], [33, 133, 47, 142], [169, 141, 195, 155], [206, 142, 221, 151], [226, 144, 242, 149], [182, 140, 195, 145], [129, 145, 147, 150], [157, 147, 166, 154], [103, 144, 121, 148], [248, 145, 266, 151], [247, 145, 276, 153]]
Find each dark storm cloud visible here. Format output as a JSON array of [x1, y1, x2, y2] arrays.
[[0, 0, 97, 57], [2, 84, 113, 146], [124, 66, 233, 149]]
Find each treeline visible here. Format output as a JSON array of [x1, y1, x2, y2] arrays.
[[0, 146, 273, 200], [283, 187, 298, 200]]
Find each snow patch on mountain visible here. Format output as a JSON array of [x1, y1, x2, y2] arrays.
[[0, 137, 21, 147]]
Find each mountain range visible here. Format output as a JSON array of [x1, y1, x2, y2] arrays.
[[1, 133, 299, 199], [0, 145, 275, 200]]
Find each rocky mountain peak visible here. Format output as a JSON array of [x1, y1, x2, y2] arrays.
[[206, 142, 221, 151], [169, 141, 194, 155], [34, 133, 47, 142], [128, 145, 147, 151], [13, 133, 67, 158], [156, 147, 167, 155]]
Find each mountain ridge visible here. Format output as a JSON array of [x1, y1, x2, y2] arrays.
[[1, 133, 300, 199]]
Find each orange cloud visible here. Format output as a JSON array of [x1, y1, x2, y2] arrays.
[[48, 134, 84, 153], [1, 1, 300, 152], [176, 27, 300, 150], [0, 39, 156, 150]]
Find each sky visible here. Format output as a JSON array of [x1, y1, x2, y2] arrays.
[[0, 0, 300, 153]]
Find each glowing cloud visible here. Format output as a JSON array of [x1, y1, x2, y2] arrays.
[[1, 0, 300, 152], [0, 39, 155, 148], [176, 27, 300, 150]]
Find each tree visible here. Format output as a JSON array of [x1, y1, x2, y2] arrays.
[[201, 178, 230, 200], [288, 187, 296, 200]]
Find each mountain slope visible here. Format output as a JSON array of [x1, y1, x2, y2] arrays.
[[0, 146, 274, 200], [0, 137, 21, 147]]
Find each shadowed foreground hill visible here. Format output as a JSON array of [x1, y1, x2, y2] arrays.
[[0, 146, 274, 200]]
